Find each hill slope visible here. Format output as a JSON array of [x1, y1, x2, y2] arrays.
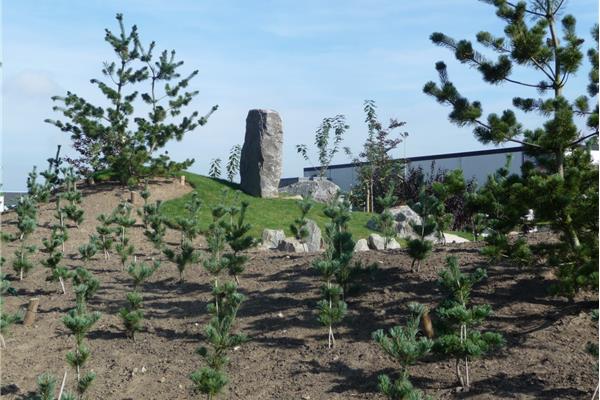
[[160, 173, 377, 239]]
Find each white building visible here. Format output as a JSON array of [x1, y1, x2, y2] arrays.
[[303, 146, 527, 192]]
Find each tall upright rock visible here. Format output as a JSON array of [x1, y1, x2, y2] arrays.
[[240, 109, 283, 198]]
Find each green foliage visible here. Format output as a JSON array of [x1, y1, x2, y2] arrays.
[[143, 202, 167, 251], [190, 367, 228, 399], [374, 187, 398, 249], [72, 268, 100, 303], [209, 158, 222, 179], [13, 245, 37, 281], [164, 240, 199, 282], [9, 195, 39, 280], [373, 303, 433, 400], [430, 170, 466, 244], [121, 260, 160, 338], [112, 201, 136, 268], [96, 214, 116, 260], [434, 257, 504, 390], [46, 13, 218, 184], [406, 190, 437, 272], [223, 199, 256, 283], [41, 225, 71, 293], [176, 192, 202, 243], [349, 100, 407, 213], [60, 168, 85, 228], [425, 1, 598, 297], [296, 114, 349, 178], [290, 196, 314, 247], [34, 373, 57, 400], [226, 144, 242, 183]]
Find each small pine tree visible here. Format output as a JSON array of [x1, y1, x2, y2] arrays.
[[434, 257, 504, 391], [406, 190, 437, 272], [96, 214, 116, 260], [375, 187, 398, 250], [223, 199, 256, 284], [10, 195, 38, 280], [143, 201, 167, 253], [164, 240, 200, 283], [176, 192, 202, 244], [119, 260, 160, 339], [136, 183, 152, 228], [226, 145, 241, 183], [60, 168, 85, 228], [41, 225, 71, 293], [372, 302, 434, 400], [112, 201, 136, 268], [78, 238, 98, 263], [290, 196, 314, 251], [430, 170, 466, 245], [209, 158, 222, 179], [0, 263, 23, 348]]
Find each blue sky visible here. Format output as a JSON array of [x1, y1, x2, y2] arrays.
[[2, 0, 598, 191]]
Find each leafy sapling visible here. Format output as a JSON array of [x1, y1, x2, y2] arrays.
[[434, 256, 504, 392], [11, 196, 38, 280], [0, 261, 23, 348], [223, 200, 257, 284], [119, 260, 160, 339], [290, 196, 314, 251], [96, 214, 116, 260], [176, 192, 202, 244], [209, 158, 222, 179], [407, 190, 437, 272], [372, 302, 434, 400]]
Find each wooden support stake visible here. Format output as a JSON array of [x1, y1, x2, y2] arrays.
[[130, 191, 138, 204], [180, 175, 186, 186], [23, 298, 40, 326]]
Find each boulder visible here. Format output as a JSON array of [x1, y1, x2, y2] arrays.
[[240, 109, 283, 198], [368, 233, 400, 251], [354, 238, 369, 252], [442, 233, 470, 244], [389, 205, 422, 239], [304, 219, 322, 252], [261, 229, 285, 249], [277, 237, 306, 253], [279, 178, 340, 203]]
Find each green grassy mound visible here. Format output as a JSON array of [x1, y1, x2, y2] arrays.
[[161, 172, 377, 240]]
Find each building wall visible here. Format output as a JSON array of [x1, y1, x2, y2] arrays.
[[303, 148, 525, 192]]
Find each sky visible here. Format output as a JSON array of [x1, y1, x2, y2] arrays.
[[2, 0, 598, 191]]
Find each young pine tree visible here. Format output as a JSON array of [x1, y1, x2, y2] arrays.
[[225, 145, 242, 182], [372, 302, 433, 400], [374, 187, 398, 250], [113, 201, 136, 269], [41, 225, 71, 294], [406, 191, 437, 272], [143, 201, 167, 254], [11, 196, 38, 280], [60, 168, 85, 228], [96, 214, 116, 260], [0, 261, 23, 348], [223, 200, 257, 284], [290, 196, 314, 251], [46, 13, 218, 185], [119, 260, 160, 339], [434, 257, 504, 392], [424, 1, 599, 297], [176, 192, 202, 244], [430, 170, 466, 245], [209, 158, 222, 179]]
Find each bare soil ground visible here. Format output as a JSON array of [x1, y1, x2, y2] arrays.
[[1, 180, 597, 399]]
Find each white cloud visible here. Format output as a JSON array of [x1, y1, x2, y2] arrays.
[[4, 70, 60, 97]]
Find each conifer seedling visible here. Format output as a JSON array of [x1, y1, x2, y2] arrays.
[[290, 196, 313, 251], [406, 190, 437, 272], [96, 214, 116, 260], [60, 168, 84, 228], [223, 200, 256, 284], [374, 187, 398, 250], [10, 195, 38, 280], [119, 260, 159, 339], [41, 225, 71, 293]]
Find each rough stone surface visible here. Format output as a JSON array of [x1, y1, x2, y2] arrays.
[[389, 205, 422, 239], [368, 233, 400, 251], [240, 109, 283, 198], [277, 237, 306, 253], [354, 238, 369, 252], [442, 233, 470, 244], [279, 178, 340, 203], [261, 229, 285, 249], [304, 219, 322, 252]]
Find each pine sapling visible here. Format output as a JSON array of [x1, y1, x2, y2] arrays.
[[407, 190, 437, 272], [136, 183, 152, 228], [61, 168, 84, 228], [375, 187, 398, 250], [209, 158, 222, 179], [164, 240, 199, 283], [226, 144, 241, 182], [223, 200, 257, 284], [113, 201, 136, 268], [290, 196, 313, 251], [176, 192, 202, 244], [0, 266, 23, 348], [41, 225, 71, 293], [11, 196, 38, 280], [119, 260, 160, 339], [372, 302, 434, 400], [96, 214, 116, 260], [143, 201, 167, 254], [434, 256, 504, 392]]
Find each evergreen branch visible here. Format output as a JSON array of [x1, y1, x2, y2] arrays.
[[503, 1, 546, 17], [569, 132, 600, 147]]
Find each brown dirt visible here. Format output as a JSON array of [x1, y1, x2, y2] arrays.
[[0, 181, 597, 399]]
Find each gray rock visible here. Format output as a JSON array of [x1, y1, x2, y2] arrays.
[[442, 233, 470, 244], [279, 177, 340, 203], [261, 229, 285, 249], [304, 219, 322, 252], [389, 205, 422, 239], [354, 238, 370, 252], [240, 109, 283, 198], [277, 237, 306, 253], [368, 233, 400, 250]]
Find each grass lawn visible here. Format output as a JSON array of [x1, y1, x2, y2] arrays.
[[161, 172, 378, 240]]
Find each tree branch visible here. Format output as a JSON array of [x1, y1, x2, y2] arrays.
[[504, 1, 546, 17], [569, 132, 599, 147]]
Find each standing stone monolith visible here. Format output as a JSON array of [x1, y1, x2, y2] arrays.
[[240, 109, 283, 198]]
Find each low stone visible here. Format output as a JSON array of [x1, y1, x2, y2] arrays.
[[277, 238, 306, 253], [279, 178, 340, 203], [261, 229, 285, 249], [368, 233, 400, 250], [354, 238, 369, 252], [304, 219, 322, 252]]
